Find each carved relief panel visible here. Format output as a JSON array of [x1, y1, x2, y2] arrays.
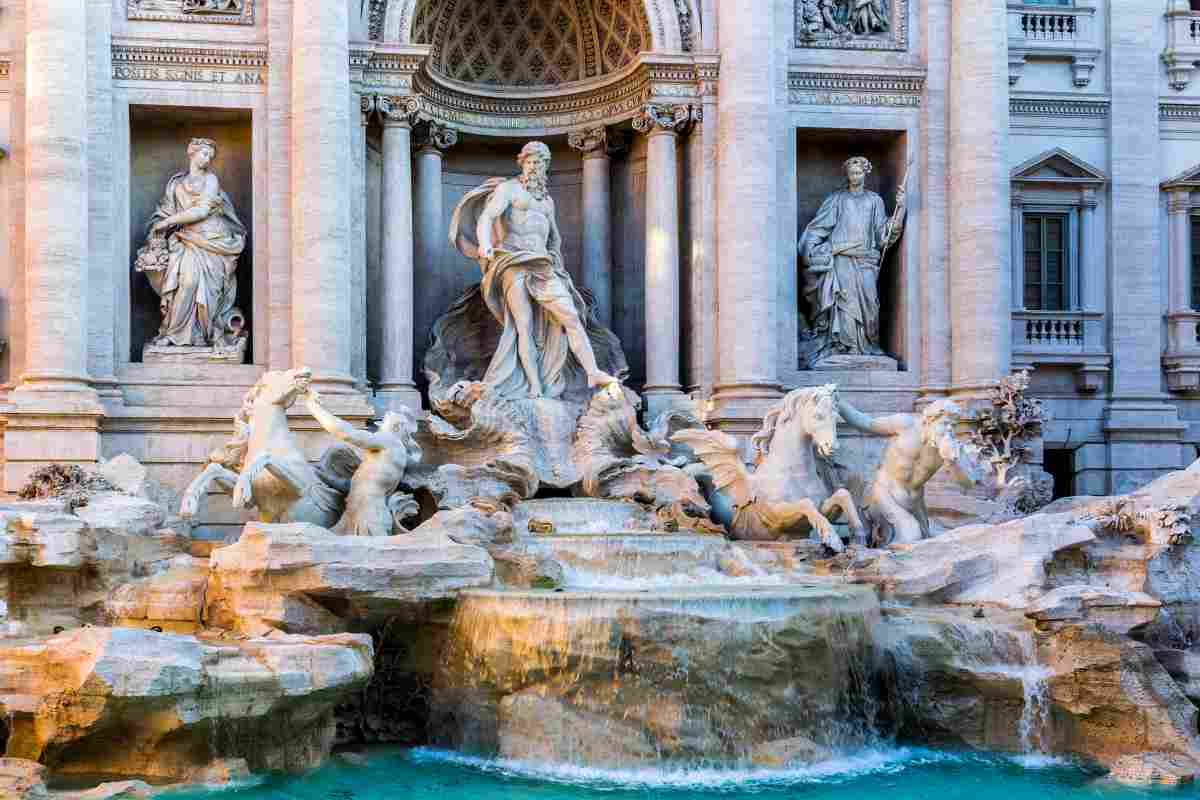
[[127, 0, 254, 25], [794, 0, 907, 51]]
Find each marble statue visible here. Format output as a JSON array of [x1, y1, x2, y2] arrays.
[[799, 0, 888, 39], [837, 397, 984, 546], [674, 385, 864, 551], [798, 156, 905, 369], [305, 389, 421, 536], [137, 138, 248, 362], [180, 367, 357, 527], [449, 141, 618, 399]]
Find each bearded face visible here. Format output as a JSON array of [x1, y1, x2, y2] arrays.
[[520, 152, 550, 199]]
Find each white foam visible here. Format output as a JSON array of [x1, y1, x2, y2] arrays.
[[405, 747, 965, 789]]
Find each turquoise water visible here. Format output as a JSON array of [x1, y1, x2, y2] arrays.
[[163, 747, 1200, 799]]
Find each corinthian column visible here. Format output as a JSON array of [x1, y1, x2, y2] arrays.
[[20, 0, 92, 395], [634, 105, 695, 418], [568, 126, 624, 328], [291, 0, 355, 392], [413, 120, 457, 291], [376, 97, 422, 412], [7, 0, 102, 491], [949, 0, 1011, 394], [713, 0, 781, 423]]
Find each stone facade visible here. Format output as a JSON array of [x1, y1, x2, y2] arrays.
[[0, 1, 1195, 533]]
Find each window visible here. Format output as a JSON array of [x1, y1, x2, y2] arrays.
[[1192, 0, 1200, 12], [1043, 448, 1075, 500], [1024, 0, 1072, 5], [1192, 217, 1200, 311], [1024, 213, 1070, 311]]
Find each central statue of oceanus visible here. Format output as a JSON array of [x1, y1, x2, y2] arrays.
[[448, 141, 619, 400]]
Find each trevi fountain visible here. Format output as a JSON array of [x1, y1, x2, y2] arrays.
[[4, 0, 1200, 798]]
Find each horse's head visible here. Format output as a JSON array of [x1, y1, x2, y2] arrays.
[[252, 367, 313, 408], [752, 384, 840, 464], [921, 399, 985, 487]]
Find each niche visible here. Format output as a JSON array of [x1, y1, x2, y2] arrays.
[[795, 128, 909, 370], [129, 106, 254, 363]]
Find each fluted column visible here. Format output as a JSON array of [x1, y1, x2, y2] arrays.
[[713, 0, 781, 421], [1010, 192, 1025, 309], [20, 0, 93, 395], [568, 126, 623, 327], [350, 91, 371, 387], [634, 105, 694, 418], [1078, 188, 1098, 311], [292, 0, 354, 391], [1167, 188, 1192, 315], [412, 121, 456, 283], [949, 0, 1011, 394], [376, 97, 421, 411]]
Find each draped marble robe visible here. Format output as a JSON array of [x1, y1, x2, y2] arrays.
[[798, 188, 896, 365], [449, 178, 611, 400], [144, 171, 246, 347]]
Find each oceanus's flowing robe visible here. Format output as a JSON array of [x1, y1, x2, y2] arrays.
[[449, 178, 597, 399]]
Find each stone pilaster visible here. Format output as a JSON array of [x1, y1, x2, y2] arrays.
[[349, 81, 371, 388], [920, 0, 952, 397], [87, 0, 118, 399], [1078, 187, 1099, 311], [1010, 191, 1025, 310], [376, 97, 422, 412], [8, 0, 104, 490], [949, 0, 1011, 396], [291, 0, 358, 396], [1167, 188, 1192, 315], [568, 125, 624, 328], [633, 105, 694, 418], [711, 0, 781, 429], [1103, 0, 1184, 491]]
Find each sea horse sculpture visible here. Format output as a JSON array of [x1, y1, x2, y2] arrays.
[[180, 367, 358, 527], [673, 385, 863, 552]]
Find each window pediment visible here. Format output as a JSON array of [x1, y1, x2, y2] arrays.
[[1163, 162, 1200, 192], [1012, 148, 1108, 187]]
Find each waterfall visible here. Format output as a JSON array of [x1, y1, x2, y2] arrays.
[[1016, 631, 1050, 756]]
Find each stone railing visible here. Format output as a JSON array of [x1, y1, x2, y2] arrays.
[[1164, 4, 1200, 91], [1012, 309, 1109, 392], [1164, 311, 1200, 393], [1007, 2, 1099, 87]]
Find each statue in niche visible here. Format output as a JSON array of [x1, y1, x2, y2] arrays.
[[798, 156, 906, 370], [136, 138, 248, 363], [448, 141, 619, 399]]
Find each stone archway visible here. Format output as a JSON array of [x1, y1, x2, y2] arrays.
[[377, 0, 688, 54]]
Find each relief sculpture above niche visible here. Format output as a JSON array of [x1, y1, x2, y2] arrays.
[[127, 0, 253, 25], [795, 0, 907, 50]]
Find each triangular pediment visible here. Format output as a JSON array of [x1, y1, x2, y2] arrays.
[[1163, 162, 1200, 190], [1011, 148, 1108, 185]]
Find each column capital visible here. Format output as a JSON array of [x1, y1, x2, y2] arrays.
[[376, 95, 420, 128], [1079, 186, 1099, 209], [568, 126, 629, 159], [1011, 190, 1025, 210], [413, 120, 458, 154], [632, 104, 700, 137], [1168, 187, 1194, 215], [359, 93, 376, 127]]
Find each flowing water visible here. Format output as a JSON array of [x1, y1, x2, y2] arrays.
[[163, 746, 1192, 799]]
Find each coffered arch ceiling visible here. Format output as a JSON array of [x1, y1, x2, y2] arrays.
[[412, 0, 651, 85], [371, 0, 692, 84]]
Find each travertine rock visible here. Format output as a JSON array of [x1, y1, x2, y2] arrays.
[[54, 780, 154, 799], [1155, 648, 1200, 704], [431, 585, 880, 766], [411, 500, 514, 547], [0, 501, 189, 635], [95, 453, 191, 535], [1027, 585, 1160, 635], [206, 522, 493, 634], [0, 758, 47, 799], [0, 628, 372, 782], [104, 555, 209, 632], [1109, 752, 1200, 785]]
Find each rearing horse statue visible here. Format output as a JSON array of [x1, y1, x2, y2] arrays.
[[673, 384, 863, 553], [180, 367, 357, 527]]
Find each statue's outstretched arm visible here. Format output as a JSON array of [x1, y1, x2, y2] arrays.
[[837, 398, 909, 436], [305, 391, 383, 452]]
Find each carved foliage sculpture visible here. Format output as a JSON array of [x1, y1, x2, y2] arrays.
[[969, 370, 1049, 490], [128, 0, 253, 24], [794, 0, 907, 50]]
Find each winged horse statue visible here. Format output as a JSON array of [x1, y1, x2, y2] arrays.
[[673, 384, 863, 553], [180, 367, 358, 527]]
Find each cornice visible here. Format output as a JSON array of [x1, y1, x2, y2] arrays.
[[787, 69, 925, 107], [1161, 102, 1200, 121], [112, 43, 268, 69], [1009, 95, 1109, 118]]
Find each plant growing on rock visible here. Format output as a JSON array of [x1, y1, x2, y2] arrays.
[[969, 370, 1048, 491]]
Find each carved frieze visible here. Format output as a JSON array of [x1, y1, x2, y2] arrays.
[[787, 70, 924, 108], [633, 104, 700, 135], [413, 120, 459, 152], [127, 0, 253, 25], [111, 44, 267, 86], [568, 126, 630, 158], [794, 0, 907, 51]]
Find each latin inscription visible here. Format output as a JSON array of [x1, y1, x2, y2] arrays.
[[789, 91, 919, 108], [113, 65, 265, 85]]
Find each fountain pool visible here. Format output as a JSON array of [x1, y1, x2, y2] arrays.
[[166, 746, 1174, 799]]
